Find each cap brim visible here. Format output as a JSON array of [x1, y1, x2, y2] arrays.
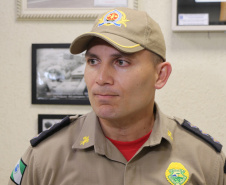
[[70, 32, 145, 54]]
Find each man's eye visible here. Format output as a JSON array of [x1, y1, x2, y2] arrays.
[[116, 59, 129, 66], [87, 59, 99, 65]]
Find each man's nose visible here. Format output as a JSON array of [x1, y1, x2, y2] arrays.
[[96, 64, 114, 86]]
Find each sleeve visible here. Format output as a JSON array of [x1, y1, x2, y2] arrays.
[[222, 152, 226, 185], [8, 146, 40, 185], [216, 151, 226, 185]]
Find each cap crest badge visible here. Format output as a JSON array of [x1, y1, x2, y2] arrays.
[[98, 9, 129, 27], [165, 162, 189, 185]]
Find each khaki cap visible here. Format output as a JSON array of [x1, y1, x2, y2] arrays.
[[70, 7, 166, 61]]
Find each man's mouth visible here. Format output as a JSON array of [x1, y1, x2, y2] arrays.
[[93, 91, 119, 100]]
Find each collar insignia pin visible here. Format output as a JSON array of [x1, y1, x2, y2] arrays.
[[80, 136, 89, 145], [165, 162, 189, 185], [168, 130, 173, 140]]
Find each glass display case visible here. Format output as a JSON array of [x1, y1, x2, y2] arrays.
[[172, 0, 226, 31]]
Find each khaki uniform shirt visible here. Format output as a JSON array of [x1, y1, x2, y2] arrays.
[[9, 105, 226, 185]]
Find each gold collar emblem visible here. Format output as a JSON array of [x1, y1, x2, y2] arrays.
[[80, 136, 89, 145]]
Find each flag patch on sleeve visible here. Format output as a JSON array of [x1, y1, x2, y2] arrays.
[[10, 159, 27, 185]]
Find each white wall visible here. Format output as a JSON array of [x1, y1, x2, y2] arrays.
[[1, 0, 226, 184]]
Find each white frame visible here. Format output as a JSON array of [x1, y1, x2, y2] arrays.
[[172, 0, 226, 32], [17, 0, 138, 20]]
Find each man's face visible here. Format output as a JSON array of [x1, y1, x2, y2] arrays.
[[84, 38, 158, 122]]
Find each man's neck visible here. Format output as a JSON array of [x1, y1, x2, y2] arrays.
[[99, 112, 155, 142]]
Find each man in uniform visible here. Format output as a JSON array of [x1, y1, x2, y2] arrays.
[[9, 7, 226, 185]]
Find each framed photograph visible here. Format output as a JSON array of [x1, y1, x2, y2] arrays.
[[172, 0, 226, 31], [17, 0, 138, 20], [38, 114, 75, 133], [32, 43, 90, 105]]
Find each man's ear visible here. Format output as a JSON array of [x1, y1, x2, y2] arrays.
[[155, 62, 172, 89]]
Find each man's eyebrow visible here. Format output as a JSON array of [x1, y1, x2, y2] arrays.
[[85, 51, 132, 58], [111, 53, 130, 58], [85, 51, 98, 58]]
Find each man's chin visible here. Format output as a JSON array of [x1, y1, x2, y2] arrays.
[[94, 106, 118, 120]]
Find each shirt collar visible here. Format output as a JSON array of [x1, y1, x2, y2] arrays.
[[72, 111, 99, 150], [144, 103, 174, 147], [72, 111, 127, 163], [72, 103, 174, 151]]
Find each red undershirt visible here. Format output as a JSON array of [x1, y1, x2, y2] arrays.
[[106, 130, 152, 161]]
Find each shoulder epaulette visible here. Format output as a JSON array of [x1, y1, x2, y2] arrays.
[[181, 119, 222, 153], [30, 115, 79, 147]]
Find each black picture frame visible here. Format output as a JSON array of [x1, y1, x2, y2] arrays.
[[38, 114, 75, 133], [32, 44, 90, 105]]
